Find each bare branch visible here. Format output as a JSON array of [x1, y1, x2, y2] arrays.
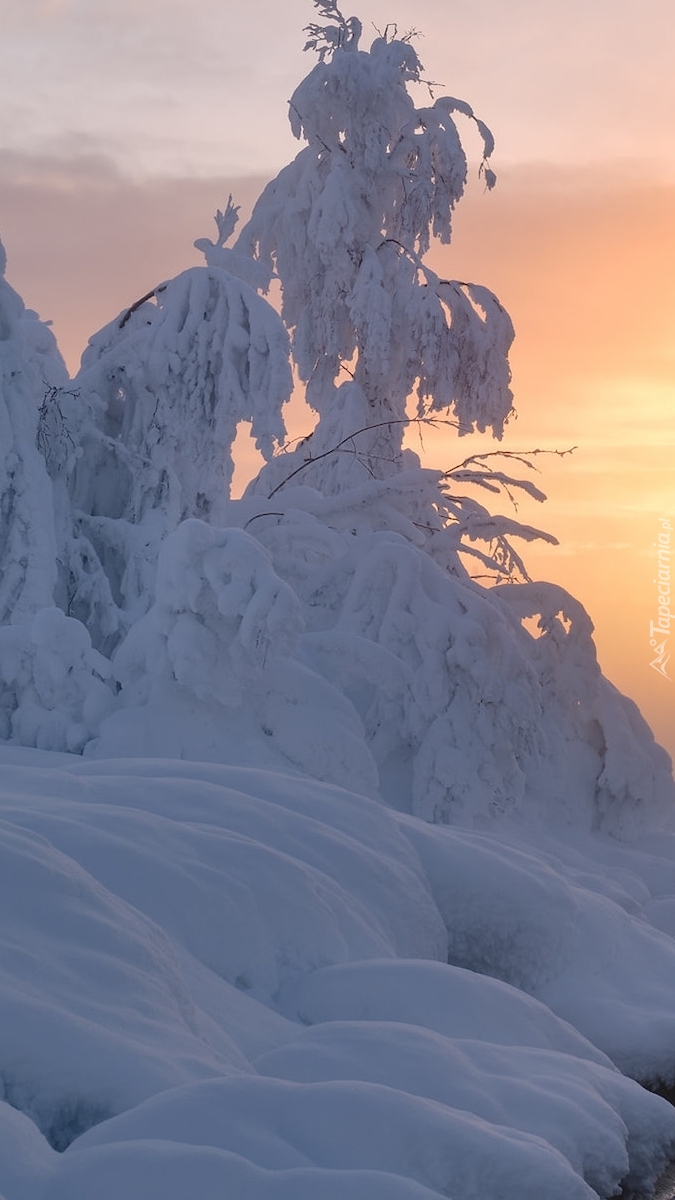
[[268, 415, 460, 498], [119, 284, 167, 330]]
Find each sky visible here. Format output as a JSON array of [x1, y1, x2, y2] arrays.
[[1, 0, 674, 759]]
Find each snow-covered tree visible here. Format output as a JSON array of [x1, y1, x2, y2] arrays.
[[65, 262, 292, 651], [0, 237, 68, 626], [236, 3, 514, 496], [0, 241, 116, 747]]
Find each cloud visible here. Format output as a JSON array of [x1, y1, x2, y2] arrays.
[[2, 1, 674, 180], [0, 151, 270, 369], [0, 1, 306, 177]]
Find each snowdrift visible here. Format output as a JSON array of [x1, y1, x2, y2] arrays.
[[1, 751, 675, 1200]]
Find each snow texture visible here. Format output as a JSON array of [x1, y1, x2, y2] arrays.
[[0, 753, 675, 1200]]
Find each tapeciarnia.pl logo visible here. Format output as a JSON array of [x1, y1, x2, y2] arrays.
[[649, 517, 672, 680]]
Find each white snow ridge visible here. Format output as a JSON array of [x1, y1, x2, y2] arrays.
[[1, 4, 675, 1199]]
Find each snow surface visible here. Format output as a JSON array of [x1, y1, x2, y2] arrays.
[[1, 749, 675, 1199]]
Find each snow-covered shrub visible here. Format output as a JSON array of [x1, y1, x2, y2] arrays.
[[495, 582, 675, 836], [92, 518, 378, 795], [0, 606, 114, 752], [242, 495, 542, 820], [112, 519, 305, 709]]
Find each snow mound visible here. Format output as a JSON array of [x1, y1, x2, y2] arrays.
[[0, 759, 445, 999], [69, 1074, 600, 1200], [256, 1022, 674, 1197], [0, 750, 675, 1199], [275, 956, 611, 1060], [47, 1141, 445, 1200], [0, 812, 245, 1149], [403, 818, 675, 1080]]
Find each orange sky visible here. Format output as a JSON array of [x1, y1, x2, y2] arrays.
[[425, 166, 675, 761]]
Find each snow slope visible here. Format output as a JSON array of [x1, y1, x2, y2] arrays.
[[1, 748, 675, 1200]]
